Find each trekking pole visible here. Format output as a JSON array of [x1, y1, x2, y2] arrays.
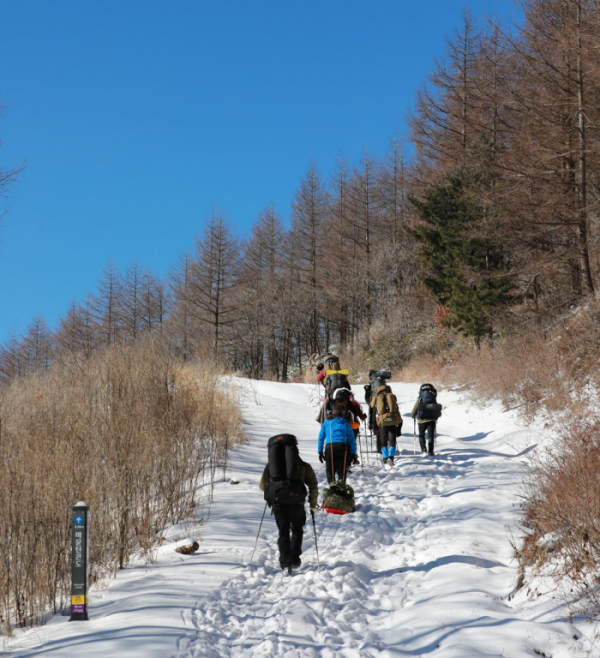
[[361, 420, 368, 467], [250, 502, 268, 564], [311, 510, 321, 573], [413, 419, 416, 456], [329, 418, 335, 483], [357, 425, 364, 473]]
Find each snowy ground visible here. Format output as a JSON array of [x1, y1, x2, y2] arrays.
[[6, 379, 599, 657]]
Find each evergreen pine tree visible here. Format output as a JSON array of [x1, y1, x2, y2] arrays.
[[410, 172, 511, 339]]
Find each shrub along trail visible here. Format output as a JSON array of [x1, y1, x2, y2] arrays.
[[8, 380, 595, 657]]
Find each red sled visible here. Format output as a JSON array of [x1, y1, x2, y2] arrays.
[[323, 505, 350, 515]]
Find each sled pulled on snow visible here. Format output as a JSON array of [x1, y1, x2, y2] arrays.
[[322, 481, 355, 515]]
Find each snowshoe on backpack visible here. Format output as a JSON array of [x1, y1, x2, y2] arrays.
[[369, 369, 392, 392]]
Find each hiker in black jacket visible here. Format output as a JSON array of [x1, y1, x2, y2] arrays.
[[259, 439, 318, 575], [411, 384, 443, 455]]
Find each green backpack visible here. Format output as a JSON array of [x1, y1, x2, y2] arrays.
[[322, 481, 355, 514]]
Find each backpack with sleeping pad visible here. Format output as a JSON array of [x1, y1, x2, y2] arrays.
[[321, 353, 341, 371], [263, 434, 307, 506], [417, 384, 443, 420], [371, 385, 402, 427], [325, 369, 351, 398]]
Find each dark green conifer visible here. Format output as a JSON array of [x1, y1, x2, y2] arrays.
[[410, 171, 511, 339]]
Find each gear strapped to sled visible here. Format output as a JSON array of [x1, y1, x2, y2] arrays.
[[264, 434, 307, 506], [322, 481, 355, 515]]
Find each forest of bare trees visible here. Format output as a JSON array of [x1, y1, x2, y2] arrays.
[[0, 136, 424, 382], [3, 0, 600, 625], [5, 0, 600, 380]]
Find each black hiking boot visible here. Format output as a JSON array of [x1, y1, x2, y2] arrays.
[[389, 456, 394, 465], [292, 557, 301, 568], [428, 442, 435, 456], [283, 566, 292, 576]]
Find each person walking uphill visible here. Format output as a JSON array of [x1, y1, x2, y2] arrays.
[[318, 405, 357, 484], [259, 434, 318, 576], [411, 383, 443, 456]]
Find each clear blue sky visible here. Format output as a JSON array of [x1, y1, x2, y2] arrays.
[[0, 0, 519, 342]]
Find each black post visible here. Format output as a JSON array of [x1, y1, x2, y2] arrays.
[[70, 501, 90, 621]]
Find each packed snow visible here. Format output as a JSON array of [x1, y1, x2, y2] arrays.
[[6, 379, 598, 657]]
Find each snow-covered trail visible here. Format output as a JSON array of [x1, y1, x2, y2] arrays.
[[180, 381, 583, 658], [7, 379, 594, 657]]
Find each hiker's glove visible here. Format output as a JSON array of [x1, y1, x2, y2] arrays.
[[319, 452, 325, 463], [359, 412, 367, 421], [352, 455, 359, 465], [316, 363, 324, 372]]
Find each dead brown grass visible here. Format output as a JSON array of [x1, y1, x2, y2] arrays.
[[0, 336, 242, 631], [403, 330, 576, 416], [518, 423, 600, 612]]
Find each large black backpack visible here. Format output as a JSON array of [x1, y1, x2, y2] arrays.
[[417, 384, 442, 420], [264, 434, 307, 506], [325, 369, 351, 397]]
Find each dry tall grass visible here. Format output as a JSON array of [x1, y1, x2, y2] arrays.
[[0, 337, 242, 631], [403, 327, 589, 417], [518, 424, 600, 612]]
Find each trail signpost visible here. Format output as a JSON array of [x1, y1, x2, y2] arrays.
[[70, 501, 89, 621]]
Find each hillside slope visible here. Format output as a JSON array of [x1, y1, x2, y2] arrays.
[[8, 380, 595, 657]]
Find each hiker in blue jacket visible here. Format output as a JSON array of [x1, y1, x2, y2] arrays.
[[318, 404, 357, 484]]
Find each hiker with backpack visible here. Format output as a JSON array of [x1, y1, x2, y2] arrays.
[[259, 434, 318, 576], [316, 354, 345, 388], [330, 388, 366, 439], [316, 354, 339, 384], [315, 355, 353, 424], [369, 381, 403, 464], [348, 392, 367, 440], [411, 384, 443, 456], [318, 404, 358, 484], [365, 370, 392, 436]]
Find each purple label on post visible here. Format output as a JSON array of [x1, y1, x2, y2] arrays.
[[71, 604, 86, 614]]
